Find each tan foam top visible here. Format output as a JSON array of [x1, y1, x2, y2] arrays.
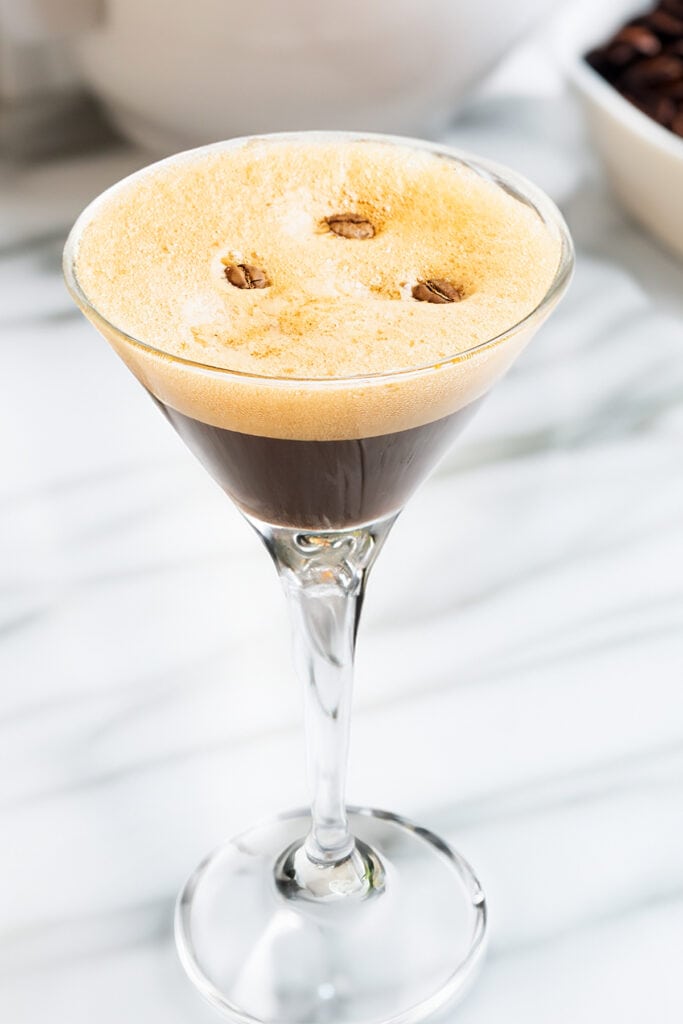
[[73, 136, 564, 439]]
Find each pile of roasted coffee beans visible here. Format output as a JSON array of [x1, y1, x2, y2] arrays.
[[586, 0, 683, 137]]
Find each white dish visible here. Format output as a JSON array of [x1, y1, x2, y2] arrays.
[[2, 0, 564, 151], [556, 0, 683, 259]]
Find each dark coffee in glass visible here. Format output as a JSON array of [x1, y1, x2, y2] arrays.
[[156, 399, 479, 529]]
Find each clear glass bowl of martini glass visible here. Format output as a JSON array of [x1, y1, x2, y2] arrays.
[[64, 132, 573, 1024]]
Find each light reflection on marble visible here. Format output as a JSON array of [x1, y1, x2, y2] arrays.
[[2, 61, 683, 1024]]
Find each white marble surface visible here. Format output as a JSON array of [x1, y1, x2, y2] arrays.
[[2, 48, 683, 1024]]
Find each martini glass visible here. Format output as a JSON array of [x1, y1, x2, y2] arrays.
[[64, 132, 573, 1024]]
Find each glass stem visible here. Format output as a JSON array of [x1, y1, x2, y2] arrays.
[[254, 516, 396, 867]]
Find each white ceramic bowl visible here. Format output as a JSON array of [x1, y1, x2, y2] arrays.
[[556, 0, 683, 259], [2, 0, 564, 151]]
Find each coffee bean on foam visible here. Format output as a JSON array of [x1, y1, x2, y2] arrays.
[[325, 214, 376, 239], [412, 279, 463, 304], [224, 263, 269, 289]]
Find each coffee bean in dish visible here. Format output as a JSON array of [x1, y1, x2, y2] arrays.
[[585, 1, 683, 137]]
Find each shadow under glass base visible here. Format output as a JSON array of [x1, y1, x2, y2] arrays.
[[175, 807, 487, 1024]]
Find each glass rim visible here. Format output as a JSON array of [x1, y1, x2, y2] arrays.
[[63, 130, 575, 387]]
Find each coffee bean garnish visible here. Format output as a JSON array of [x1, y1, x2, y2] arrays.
[[224, 263, 269, 289], [412, 279, 462, 304], [585, 2, 683, 139], [325, 214, 376, 239]]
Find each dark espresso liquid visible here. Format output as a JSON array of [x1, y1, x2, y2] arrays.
[[154, 398, 480, 529]]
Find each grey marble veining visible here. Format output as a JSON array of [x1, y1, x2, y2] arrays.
[[2, 51, 683, 1024]]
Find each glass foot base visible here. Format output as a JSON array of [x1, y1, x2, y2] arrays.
[[175, 807, 487, 1024]]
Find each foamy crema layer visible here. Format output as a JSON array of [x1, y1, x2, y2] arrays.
[[72, 136, 565, 440]]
